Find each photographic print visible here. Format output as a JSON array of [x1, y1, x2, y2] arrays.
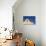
[[23, 16, 36, 25]]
